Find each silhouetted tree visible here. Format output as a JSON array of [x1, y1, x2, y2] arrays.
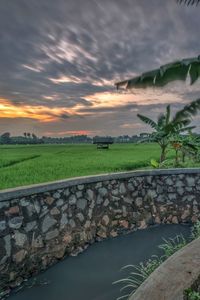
[[0, 132, 11, 144], [32, 133, 37, 139]]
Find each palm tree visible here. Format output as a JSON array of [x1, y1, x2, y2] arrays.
[[137, 99, 200, 162]]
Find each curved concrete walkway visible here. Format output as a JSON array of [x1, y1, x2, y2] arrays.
[[131, 237, 200, 300], [8, 225, 191, 300]]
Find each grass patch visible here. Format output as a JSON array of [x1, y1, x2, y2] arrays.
[[0, 143, 200, 190], [0, 143, 161, 189], [158, 234, 187, 257], [114, 222, 200, 300], [0, 155, 40, 169]]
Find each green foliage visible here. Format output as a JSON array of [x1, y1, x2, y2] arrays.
[[174, 99, 200, 125], [150, 159, 159, 168], [115, 56, 200, 89], [177, 0, 200, 6], [191, 221, 200, 239], [159, 235, 187, 257], [113, 256, 163, 300], [168, 133, 200, 166], [0, 143, 161, 190], [185, 288, 200, 300], [137, 101, 200, 162], [1, 143, 200, 190], [0, 132, 11, 144], [136, 114, 157, 129], [150, 158, 170, 168]]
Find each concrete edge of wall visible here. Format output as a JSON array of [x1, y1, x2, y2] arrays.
[[130, 237, 200, 300], [0, 168, 200, 202]]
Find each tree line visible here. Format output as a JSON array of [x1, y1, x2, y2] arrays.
[[0, 133, 92, 145], [0, 133, 153, 145]]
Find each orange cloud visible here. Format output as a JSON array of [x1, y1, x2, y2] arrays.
[[0, 87, 186, 124], [0, 98, 79, 122]]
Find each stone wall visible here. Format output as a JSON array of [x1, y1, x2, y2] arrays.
[[0, 168, 200, 297]]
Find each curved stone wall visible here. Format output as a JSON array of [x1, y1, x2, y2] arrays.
[[0, 168, 200, 297]]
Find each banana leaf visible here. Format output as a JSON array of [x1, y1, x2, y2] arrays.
[[115, 56, 200, 89], [177, 0, 200, 5]]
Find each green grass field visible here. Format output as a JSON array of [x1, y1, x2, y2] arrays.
[[0, 143, 199, 190], [0, 143, 162, 190]]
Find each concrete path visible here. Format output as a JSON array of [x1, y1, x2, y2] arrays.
[[9, 224, 191, 300], [131, 236, 200, 300]]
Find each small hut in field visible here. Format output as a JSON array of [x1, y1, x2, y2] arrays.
[[93, 136, 114, 149]]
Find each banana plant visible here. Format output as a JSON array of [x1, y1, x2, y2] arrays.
[[137, 99, 200, 162], [170, 135, 198, 165], [178, 134, 199, 162]]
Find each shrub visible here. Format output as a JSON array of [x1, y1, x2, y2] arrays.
[[113, 255, 163, 300], [191, 221, 200, 240], [185, 288, 200, 300], [158, 234, 187, 257]]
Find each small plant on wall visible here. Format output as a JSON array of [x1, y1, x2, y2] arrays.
[[185, 288, 200, 300]]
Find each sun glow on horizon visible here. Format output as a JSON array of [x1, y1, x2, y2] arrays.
[[0, 98, 80, 122], [0, 87, 188, 124]]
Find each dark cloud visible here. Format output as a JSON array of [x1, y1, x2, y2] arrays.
[[0, 0, 200, 136]]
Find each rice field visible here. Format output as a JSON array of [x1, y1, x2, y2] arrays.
[[0, 143, 161, 190]]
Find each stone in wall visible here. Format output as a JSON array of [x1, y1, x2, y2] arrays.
[[0, 170, 200, 298]]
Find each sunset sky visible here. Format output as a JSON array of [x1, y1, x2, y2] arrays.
[[0, 0, 200, 137]]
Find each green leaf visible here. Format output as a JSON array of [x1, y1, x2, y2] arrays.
[[177, 0, 200, 5], [189, 62, 200, 84], [151, 159, 159, 168], [155, 62, 189, 87], [115, 56, 200, 89], [179, 126, 196, 132], [174, 98, 200, 123], [137, 114, 158, 129]]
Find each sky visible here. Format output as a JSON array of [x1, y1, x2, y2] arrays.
[[0, 0, 200, 137]]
